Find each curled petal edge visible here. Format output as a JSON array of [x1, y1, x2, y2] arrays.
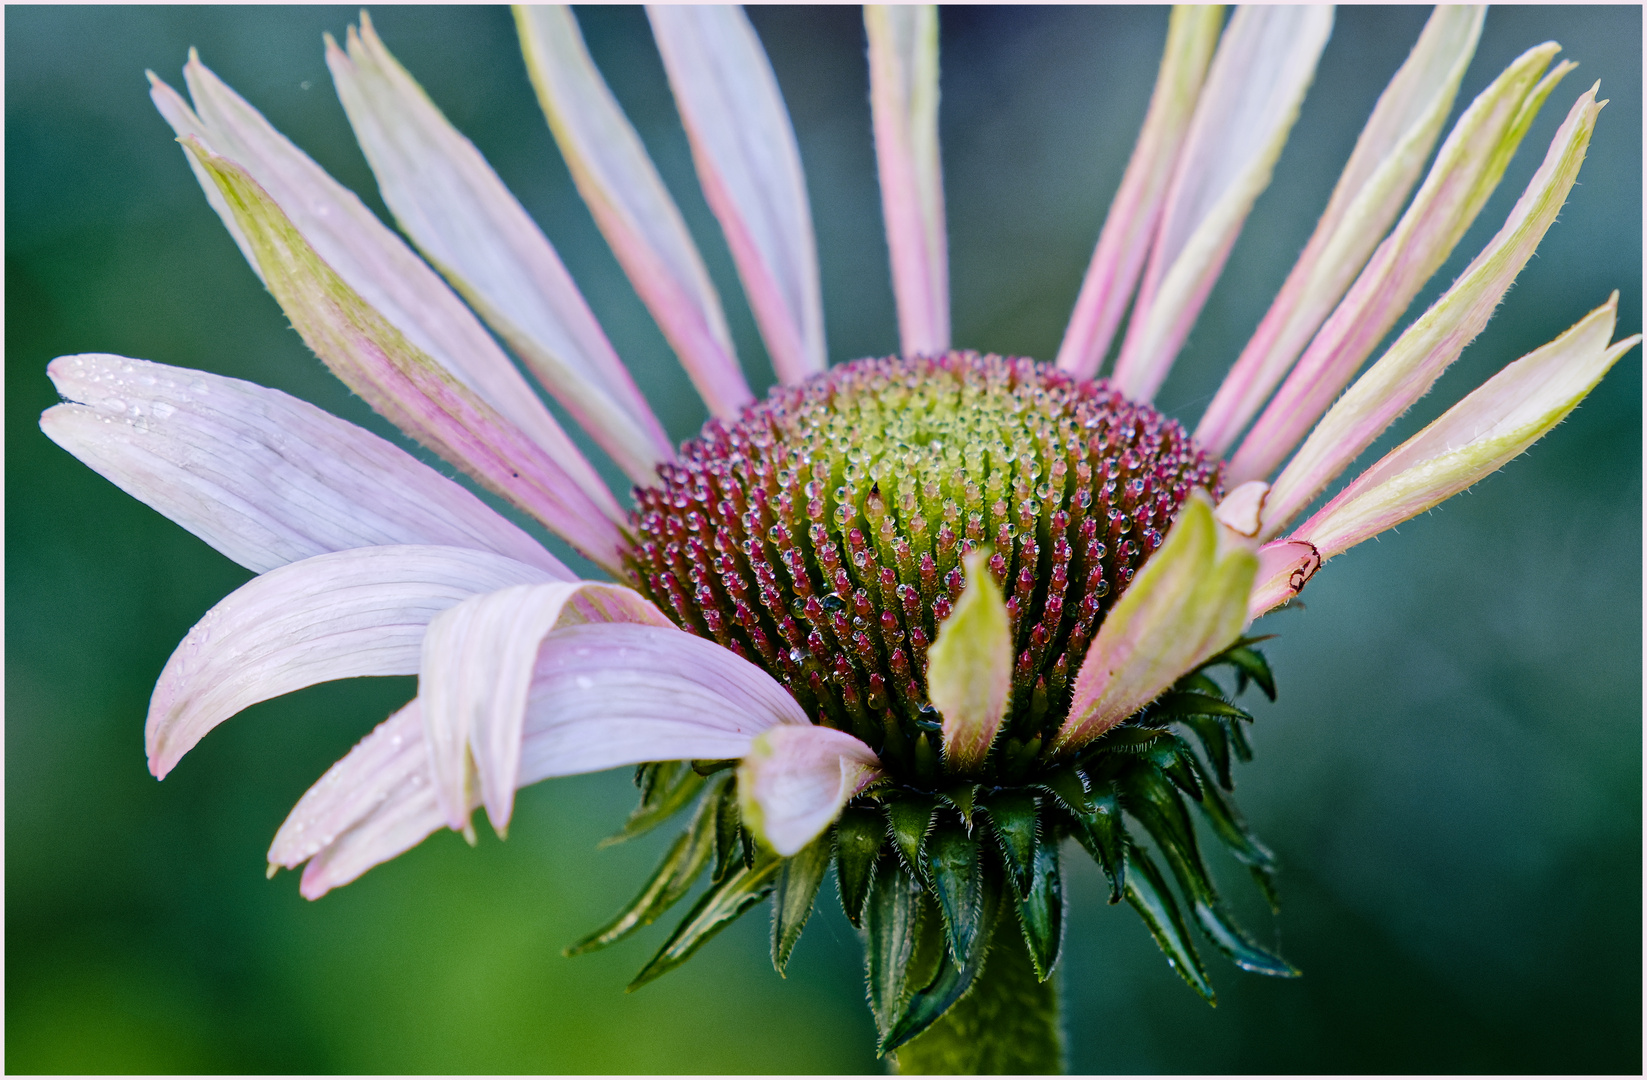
[[738, 724, 883, 858]]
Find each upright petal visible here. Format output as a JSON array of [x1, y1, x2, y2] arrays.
[[1262, 85, 1604, 538], [648, 5, 827, 384], [420, 582, 672, 836], [514, 5, 753, 418], [150, 59, 617, 512], [1110, 6, 1333, 403], [183, 141, 630, 573], [147, 546, 554, 780], [926, 548, 1012, 774], [1196, 6, 1485, 453], [40, 354, 567, 577], [327, 16, 673, 485], [1058, 493, 1257, 752], [738, 725, 882, 857], [1056, 5, 1223, 380], [865, 4, 948, 358], [1291, 296, 1639, 562], [1229, 42, 1572, 484]]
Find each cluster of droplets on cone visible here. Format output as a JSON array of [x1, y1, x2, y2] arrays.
[[624, 352, 1221, 783]]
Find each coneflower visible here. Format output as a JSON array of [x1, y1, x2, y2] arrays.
[[40, 6, 1636, 1072]]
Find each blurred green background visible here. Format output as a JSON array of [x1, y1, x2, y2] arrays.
[[7, 5, 1639, 1073]]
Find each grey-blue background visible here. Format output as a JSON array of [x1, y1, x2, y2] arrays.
[[8, 6, 1640, 1073]]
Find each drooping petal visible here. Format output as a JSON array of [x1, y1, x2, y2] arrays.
[[1262, 85, 1604, 538], [420, 582, 672, 835], [327, 16, 673, 485], [40, 354, 567, 577], [1058, 493, 1257, 752], [926, 548, 1012, 773], [1056, 5, 1224, 380], [1196, 6, 1486, 454], [738, 724, 882, 857], [270, 699, 449, 900], [514, 5, 752, 417], [279, 622, 813, 898], [150, 59, 617, 512], [183, 141, 630, 573], [1229, 43, 1573, 484], [147, 546, 553, 780], [865, 4, 948, 358], [1109, 6, 1333, 403], [648, 5, 826, 384], [1292, 297, 1639, 561]]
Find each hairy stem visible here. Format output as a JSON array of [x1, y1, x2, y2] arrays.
[[891, 916, 1065, 1074]]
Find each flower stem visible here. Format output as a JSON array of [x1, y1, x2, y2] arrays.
[[890, 916, 1065, 1074]]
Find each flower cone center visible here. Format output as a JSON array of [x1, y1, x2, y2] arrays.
[[624, 351, 1220, 783]]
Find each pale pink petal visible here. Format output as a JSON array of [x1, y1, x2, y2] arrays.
[[926, 549, 1011, 774], [1056, 6, 1223, 380], [1293, 297, 1639, 561], [146, 545, 553, 781], [1229, 44, 1573, 484], [865, 4, 948, 358], [514, 6, 753, 418], [1246, 539, 1322, 620], [1261, 85, 1604, 538], [327, 18, 672, 485], [279, 623, 813, 897], [181, 141, 630, 574], [1197, 6, 1486, 453], [420, 582, 673, 835], [1110, 6, 1333, 403], [738, 724, 882, 857], [151, 60, 618, 515], [648, 5, 826, 385], [1058, 493, 1257, 753], [40, 354, 567, 577]]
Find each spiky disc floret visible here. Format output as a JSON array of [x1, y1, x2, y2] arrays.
[[625, 351, 1221, 783]]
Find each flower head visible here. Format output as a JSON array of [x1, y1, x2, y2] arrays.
[[40, 4, 1637, 1065]]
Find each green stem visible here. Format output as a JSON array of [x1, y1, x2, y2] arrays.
[[890, 917, 1065, 1074]]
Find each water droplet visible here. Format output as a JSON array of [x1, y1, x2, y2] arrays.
[[151, 401, 175, 419], [820, 592, 845, 613], [914, 704, 942, 732], [788, 596, 807, 617]]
